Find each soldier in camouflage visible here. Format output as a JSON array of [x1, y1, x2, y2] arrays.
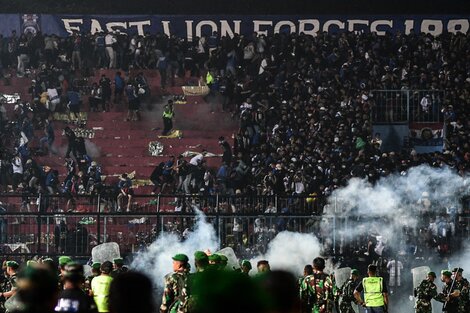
[[160, 254, 189, 313], [451, 268, 469, 313], [0, 262, 11, 313], [414, 271, 437, 313], [435, 270, 460, 313], [338, 269, 360, 313], [302, 257, 334, 313], [299, 265, 314, 313]]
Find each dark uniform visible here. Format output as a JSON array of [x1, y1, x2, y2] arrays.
[[414, 273, 438, 313], [0, 272, 11, 313], [435, 271, 460, 313], [339, 271, 360, 313], [452, 268, 469, 313]]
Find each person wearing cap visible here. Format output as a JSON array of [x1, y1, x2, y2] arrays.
[[194, 251, 208, 273], [354, 264, 388, 313], [413, 271, 437, 313], [58, 256, 73, 285], [91, 261, 113, 313], [55, 263, 98, 313], [84, 263, 101, 296], [338, 269, 361, 313], [208, 254, 221, 270], [111, 259, 125, 278], [241, 260, 252, 276], [451, 268, 469, 313], [1, 261, 19, 301], [256, 260, 271, 274], [435, 270, 460, 313], [160, 254, 189, 313]]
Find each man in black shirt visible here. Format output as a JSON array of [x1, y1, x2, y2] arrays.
[[55, 263, 98, 313]]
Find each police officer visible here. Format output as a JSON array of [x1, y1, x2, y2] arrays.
[[354, 264, 388, 313], [414, 271, 438, 313], [451, 268, 468, 313], [194, 251, 208, 273], [162, 101, 174, 136], [91, 261, 113, 313], [435, 270, 460, 313], [55, 263, 98, 313], [339, 269, 361, 313], [84, 262, 101, 296], [111, 258, 125, 278], [241, 260, 252, 276], [160, 254, 189, 313]]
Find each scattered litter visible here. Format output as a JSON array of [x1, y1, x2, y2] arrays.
[[148, 141, 164, 156]]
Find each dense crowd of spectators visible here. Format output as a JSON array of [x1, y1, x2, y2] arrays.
[[0, 29, 469, 203]]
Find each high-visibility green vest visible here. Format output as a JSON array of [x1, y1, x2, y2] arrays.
[[91, 275, 113, 312], [206, 72, 213, 85], [163, 110, 173, 118], [363, 277, 384, 307]]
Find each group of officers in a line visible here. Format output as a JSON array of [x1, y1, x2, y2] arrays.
[[161, 251, 470, 313], [0, 256, 128, 313]]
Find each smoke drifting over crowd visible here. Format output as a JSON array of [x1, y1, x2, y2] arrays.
[[131, 164, 469, 291], [131, 210, 218, 289]]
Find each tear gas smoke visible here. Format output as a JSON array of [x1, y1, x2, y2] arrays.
[[250, 232, 322, 276], [131, 209, 218, 289], [85, 140, 101, 158]]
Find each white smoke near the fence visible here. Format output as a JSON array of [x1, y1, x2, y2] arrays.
[[131, 209, 218, 289], [250, 232, 322, 276], [327, 164, 468, 253]]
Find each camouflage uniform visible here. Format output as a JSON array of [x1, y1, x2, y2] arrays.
[[435, 280, 460, 313], [302, 271, 334, 313], [414, 279, 437, 313], [454, 278, 469, 313], [160, 272, 188, 313], [339, 278, 359, 313], [299, 276, 315, 313], [0, 274, 11, 313]]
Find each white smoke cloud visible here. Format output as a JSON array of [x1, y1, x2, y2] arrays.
[[131, 209, 218, 289], [251, 232, 322, 276]]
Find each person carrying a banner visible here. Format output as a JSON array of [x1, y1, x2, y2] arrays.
[[354, 264, 388, 313], [414, 271, 438, 313]]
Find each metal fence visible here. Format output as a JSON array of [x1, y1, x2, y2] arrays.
[[0, 193, 468, 259], [371, 90, 446, 124]]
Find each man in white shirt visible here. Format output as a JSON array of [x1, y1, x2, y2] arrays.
[[105, 32, 117, 69]]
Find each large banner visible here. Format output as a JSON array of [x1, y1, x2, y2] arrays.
[[0, 14, 469, 39]]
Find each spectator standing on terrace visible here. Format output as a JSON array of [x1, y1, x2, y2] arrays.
[[218, 136, 232, 165], [67, 88, 82, 124], [71, 32, 82, 70], [64, 127, 78, 159], [113, 71, 125, 105], [99, 74, 112, 112], [39, 119, 55, 155], [16, 34, 28, 77], [105, 32, 117, 69], [125, 80, 139, 121]]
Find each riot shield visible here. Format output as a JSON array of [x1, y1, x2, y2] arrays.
[[216, 247, 240, 271], [411, 266, 431, 292], [335, 267, 352, 291], [92, 242, 121, 264]]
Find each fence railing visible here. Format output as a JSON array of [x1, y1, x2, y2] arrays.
[[371, 90, 446, 124], [0, 194, 468, 259]]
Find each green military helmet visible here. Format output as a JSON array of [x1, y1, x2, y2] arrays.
[[58, 256, 73, 267], [208, 254, 221, 264], [26, 260, 38, 267], [113, 258, 124, 266], [441, 270, 452, 277], [241, 260, 252, 270], [427, 271, 436, 278], [6, 261, 19, 270], [194, 251, 208, 262], [92, 262, 101, 270], [172, 254, 189, 263], [452, 267, 463, 273], [64, 263, 84, 280], [351, 269, 360, 276]]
